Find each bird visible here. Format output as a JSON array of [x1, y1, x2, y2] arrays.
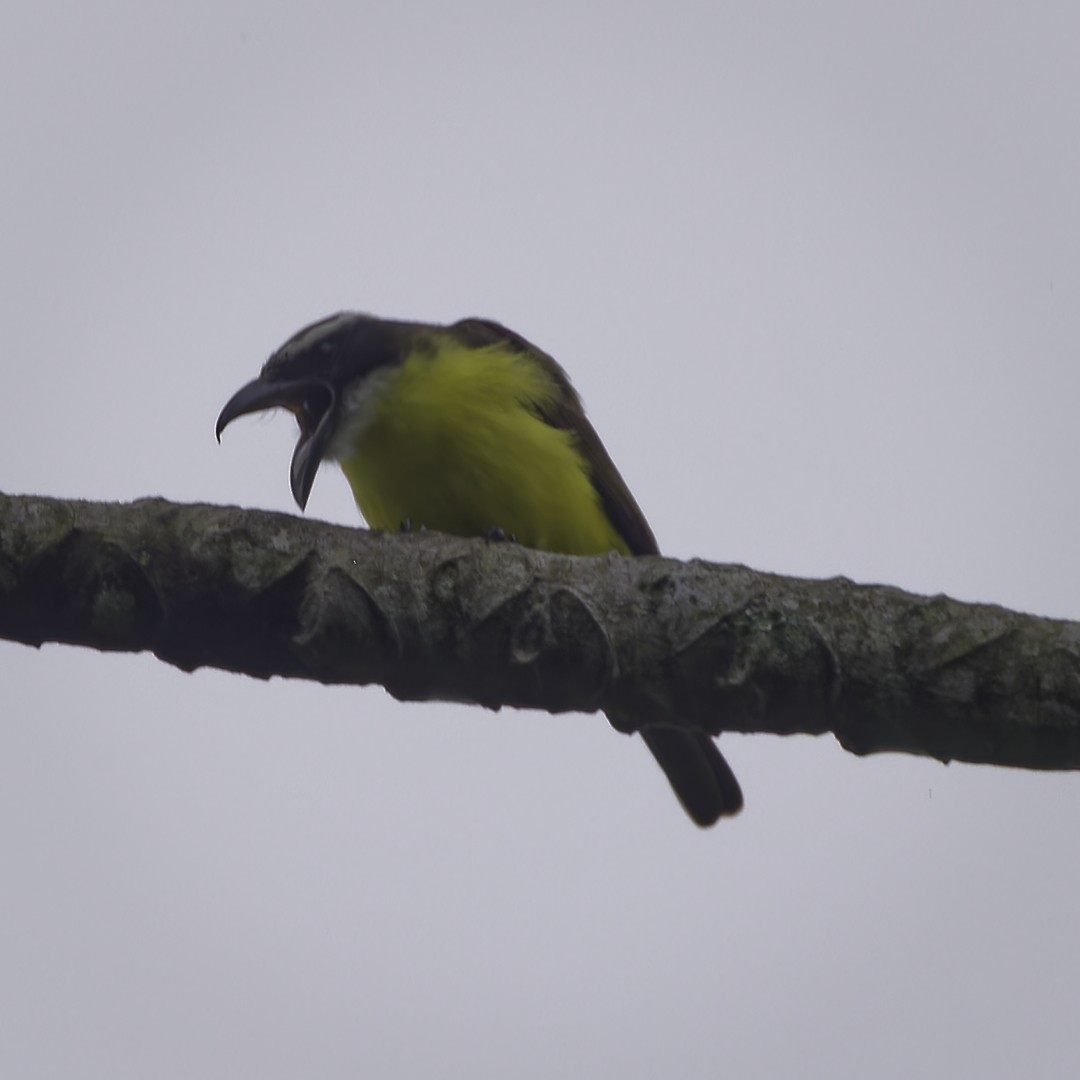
[[216, 312, 743, 825]]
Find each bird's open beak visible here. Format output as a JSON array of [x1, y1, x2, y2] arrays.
[[216, 375, 338, 510]]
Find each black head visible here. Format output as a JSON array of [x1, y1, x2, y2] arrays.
[[215, 312, 410, 509]]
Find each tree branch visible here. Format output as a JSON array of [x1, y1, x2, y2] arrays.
[[2, 492, 1077, 770]]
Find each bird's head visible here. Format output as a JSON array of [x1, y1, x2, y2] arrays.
[[216, 312, 403, 509]]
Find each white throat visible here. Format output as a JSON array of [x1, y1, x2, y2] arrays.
[[326, 365, 402, 461]]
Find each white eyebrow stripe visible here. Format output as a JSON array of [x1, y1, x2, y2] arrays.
[[280, 312, 355, 358]]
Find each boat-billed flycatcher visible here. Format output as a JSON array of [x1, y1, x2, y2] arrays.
[[216, 313, 743, 826]]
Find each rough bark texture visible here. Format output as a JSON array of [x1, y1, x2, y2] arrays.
[[2, 491, 1078, 770]]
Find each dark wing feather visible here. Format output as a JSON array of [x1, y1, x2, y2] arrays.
[[448, 318, 659, 556], [449, 318, 741, 826]]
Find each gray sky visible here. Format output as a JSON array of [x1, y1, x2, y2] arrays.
[[2, 2, 1078, 1077]]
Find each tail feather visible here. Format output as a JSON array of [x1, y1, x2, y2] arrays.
[[640, 728, 743, 827]]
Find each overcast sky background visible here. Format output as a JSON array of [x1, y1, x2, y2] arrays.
[[2, 3, 1078, 1077]]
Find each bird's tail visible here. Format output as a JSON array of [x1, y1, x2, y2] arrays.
[[639, 727, 743, 827]]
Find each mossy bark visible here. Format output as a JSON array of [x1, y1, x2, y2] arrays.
[[2, 491, 1077, 771]]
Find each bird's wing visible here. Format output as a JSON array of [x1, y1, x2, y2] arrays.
[[448, 318, 659, 556]]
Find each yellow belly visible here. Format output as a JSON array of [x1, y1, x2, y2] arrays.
[[335, 342, 629, 556]]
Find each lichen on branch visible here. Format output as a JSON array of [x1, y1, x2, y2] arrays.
[[1, 491, 1078, 771]]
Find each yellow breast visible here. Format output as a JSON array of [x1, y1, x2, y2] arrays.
[[334, 340, 629, 556]]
